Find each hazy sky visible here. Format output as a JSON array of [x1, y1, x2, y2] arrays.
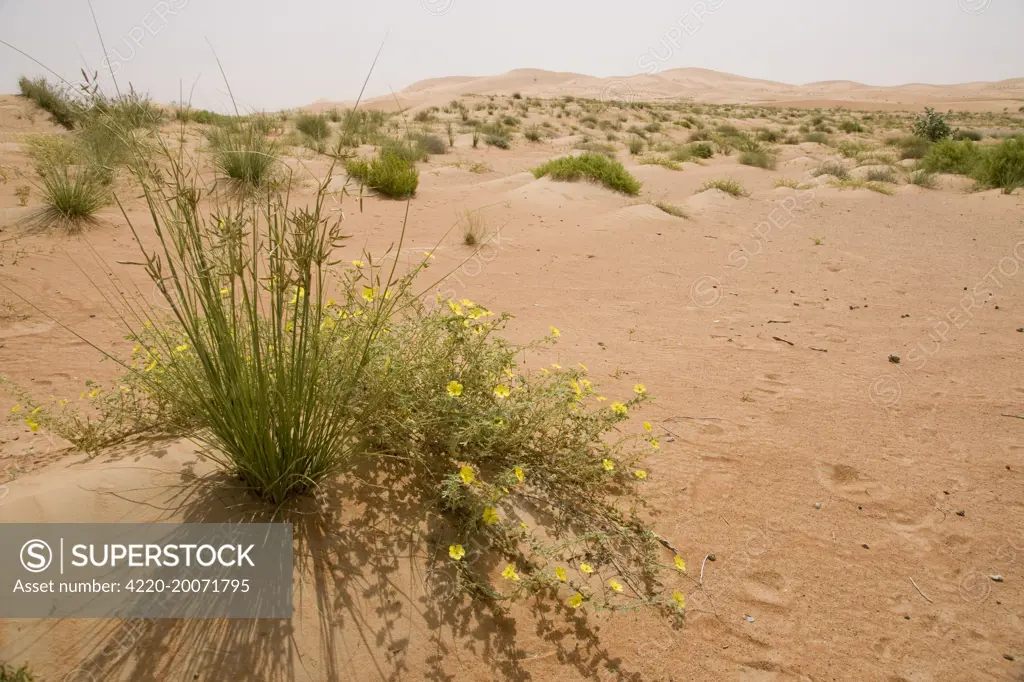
[[1, 0, 1021, 112]]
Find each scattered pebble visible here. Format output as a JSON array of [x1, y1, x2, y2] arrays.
[[708, 554, 717, 562], [744, 615, 755, 623], [814, 503, 822, 509], [904, 615, 911, 620], [888, 354, 900, 364], [956, 510, 965, 517], [1004, 654, 1015, 661], [862, 543, 870, 549], [1017, 328, 1023, 333], [991, 574, 1004, 583]]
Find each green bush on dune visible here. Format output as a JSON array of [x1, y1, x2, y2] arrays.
[[346, 149, 420, 198], [532, 152, 641, 195], [971, 137, 1024, 193]]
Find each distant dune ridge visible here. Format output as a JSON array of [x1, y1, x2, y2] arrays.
[[310, 67, 1024, 113]]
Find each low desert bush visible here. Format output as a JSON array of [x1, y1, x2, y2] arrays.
[[687, 142, 714, 159], [738, 149, 777, 169], [971, 137, 1024, 193], [865, 167, 897, 183], [523, 126, 542, 142], [919, 139, 981, 175], [532, 153, 641, 195], [907, 169, 937, 188], [892, 135, 932, 160], [346, 149, 420, 198], [772, 177, 800, 189], [803, 131, 830, 144], [696, 179, 749, 197], [627, 137, 645, 155], [638, 155, 683, 171], [413, 133, 448, 155], [32, 163, 110, 231], [812, 161, 849, 179], [0, 663, 35, 682]]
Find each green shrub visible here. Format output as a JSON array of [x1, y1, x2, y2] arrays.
[[688, 142, 714, 159], [895, 135, 932, 160], [971, 137, 1024, 193], [18, 76, 82, 129], [696, 179, 749, 197], [93, 93, 163, 128], [638, 155, 683, 171], [920, 139, 981, 175], [175, 107, 234, 126], [912, 107, 953, 142], [839, 120, 864, 133], [532, 153, 641, 195], [627, 136, 645, 155], [295, 113, 331, 141], [574, 141, 617, 157], [485, 133, 511, 149], [337, 109, 389, 147], [803, 131, 830, 144], [347, 150, 419, 198], [524, 126, 542, 142], [414, 133, 448, 155]]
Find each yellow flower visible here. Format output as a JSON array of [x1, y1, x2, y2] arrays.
[[580, 563, 594, 574], [482, 507, 499, 525], [670, 589, 686, 610], [596, 396, 607, 402], [514, 466, 525, 483], [289, 287, 305, 305], [460, 299, 476, 308], [449, 544, 466, 561], [567, 593, 584, 609], [423, 251, 434, 259], [25, 418, 39, 432], [552, 363, 561, 370], [503, 367, 514, 379], [145, 358, 158, 372], [10, 405, 21, 413], [448, 300, 463, 316], [459, 465, 475, 486], [175, 343, 189, 353], [539, 368, 550, 374], [634, 383, 646, 395], [610, 402, 628, 416], [555, 566, 567, 582], [634, 469, 648, 480], [578, 362, 588, 372], [643, 421, 652, 433], [220, 287, 230, 297], [31, 406, 42, 414], [609, 579, 623, 593], [447, 380, 464, 398], [87, 389, 102, 399], [493, 384, 511, 399], [550, 326, 560, 337], [650, 439, 660, 449], [674, 556, 686, 573], [361, 286, 375, 303], [132, 344, 141, 353], [352, 259, 365, 267], [602, 459, 615, 472], [502, 564, 520, 581]]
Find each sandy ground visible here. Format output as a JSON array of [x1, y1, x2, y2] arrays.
[[311, 67, 1024, 113], [1, 76, 1024, 682]]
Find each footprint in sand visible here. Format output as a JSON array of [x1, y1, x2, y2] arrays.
[[816, 462, 892, 503]]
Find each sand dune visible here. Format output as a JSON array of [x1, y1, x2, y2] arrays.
[[309, 67, 1024, 113]]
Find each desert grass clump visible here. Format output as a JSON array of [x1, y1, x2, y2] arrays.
[[346, 149, 420, 199], [654, 201, 688, 218], [772, 177, 800, 189], [413, 133, 448, 155], [208, 122, 281, 188], [532, 153, 641, 195], [971, 137, 1024, 193], [18, 76, 82, 129], [828, 178, 895, 195], [523, 126, 542, 142], [295, 112, 331, 141], [907, 169, 937, 188], [696, 179, 749, 197], [627, 136, 645, 155], [638, 155, 683, 171], [803, 131, 830, 145], [32, 164, 110, 232], [460, 208, 487, 245], [865, 167, 897, 183], [893, 135, 932, 160], [738, 149, 777, 169], [812, 161, 849, 179]]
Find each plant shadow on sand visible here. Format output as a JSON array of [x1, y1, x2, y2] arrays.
[[44, 449, 649, 682]]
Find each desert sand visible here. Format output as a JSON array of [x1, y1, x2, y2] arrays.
[[1, 69, 1023, 682]]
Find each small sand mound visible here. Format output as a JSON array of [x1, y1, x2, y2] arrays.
[[506, 176, 629, 209], [686, 188, 742, 210], [594, 203, 682, 228], [477, 171, 535, 192]]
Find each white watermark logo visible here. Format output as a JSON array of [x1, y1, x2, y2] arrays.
[[20, 539, 53, 573]]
